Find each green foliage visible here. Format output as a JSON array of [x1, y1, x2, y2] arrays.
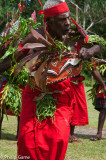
[[0, 43, 18, 62], [66, 0, 106, 38], [0, 65, 29, 116], [88, 35, 106, 46], [54, 40, 71, 60], [92, 21, 106, 39], [0, 0, 43, 32], [48, 39, 71, 60], [15, 66, 29, 87], [9, 0, 20, 6], [17, 16, 41, 41], [0, 34, 16, 46], [88, 0, 106, 20], [55, 40, 71, 52], [87, 82, 99, 106], [81, 70, 91, 87], [0, 13, 41, 117], [97, 64, 106, 76], [0, 0, 17, 32], [0, 0, 106, 40], [21, 0, 46, 24], [37, 38, 72, 64], [36, 94, 57, 122], [0, 16, 40, 64], [82, 34, 106, 86], [0, 82, 22, 116], [86, 62, 106, 106], [0, 17, 40, 44], [3, 65, 29, 86]]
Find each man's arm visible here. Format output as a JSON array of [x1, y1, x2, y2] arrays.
[[93, 58, 106, 65], [92, 68, 106, 95], [91, 58, 106, 95], [78, 45, 103, 60]]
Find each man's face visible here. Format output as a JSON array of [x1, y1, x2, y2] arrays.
[[47, 11, 70, 38]]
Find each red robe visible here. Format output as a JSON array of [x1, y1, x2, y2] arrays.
[[18, 77, 88, 160], [95, 84, 106, 111]]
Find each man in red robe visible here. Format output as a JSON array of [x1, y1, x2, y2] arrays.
[[17, 0, 103, 159]]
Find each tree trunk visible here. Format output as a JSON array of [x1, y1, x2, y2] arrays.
[[91, 75, 94, 85], [83, 0, 88, 29], [76, 6, 78, 23]]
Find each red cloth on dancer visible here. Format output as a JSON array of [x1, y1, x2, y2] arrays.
[[50, 76, 88, 126], [95, 85, 106, 111], [97, 85, 106, 98], [70, 81, 88, 126], [39, 2, 69, 18], [17, 77, 88, 160]]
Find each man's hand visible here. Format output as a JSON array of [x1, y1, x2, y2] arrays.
[[78, 47, 92, 60], [78, 45, 102, 60]]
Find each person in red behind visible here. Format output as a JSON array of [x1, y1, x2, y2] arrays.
[[17, 0, 103, 159], [90, 60, 106, 141]]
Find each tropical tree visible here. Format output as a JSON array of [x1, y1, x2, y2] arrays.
[[0, 0, 48, 33], [66, 0, 106, 38], [0, 0, 106, 37]]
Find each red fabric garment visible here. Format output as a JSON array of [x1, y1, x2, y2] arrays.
[[70, 81, 88, 126], [18, 77, 88, 160], [38, 0, 43, 8], [39, 2, 69, 18], [19, 43, 30, 54], [95, 84, 106, 111], [97, 85, 106, 98], [70, 18, 89, 40]]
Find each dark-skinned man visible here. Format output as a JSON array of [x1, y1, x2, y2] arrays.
[[90, 59, 106, 141], [0, 0, 103, 159], [16, 0, 104, 159]]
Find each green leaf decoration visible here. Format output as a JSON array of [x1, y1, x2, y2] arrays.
[[0, 83, 22, 116], [0, 43, 18, 61], [87, 35, 106, 46], [36, 94, 57, 122], [87, 82, 99, 106], [18, 17, 41, 40]]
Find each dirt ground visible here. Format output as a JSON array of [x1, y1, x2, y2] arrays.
[[74, 126, 106, 139]]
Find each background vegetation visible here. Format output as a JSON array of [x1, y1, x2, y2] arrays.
[[0, 0, 106, 37]]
